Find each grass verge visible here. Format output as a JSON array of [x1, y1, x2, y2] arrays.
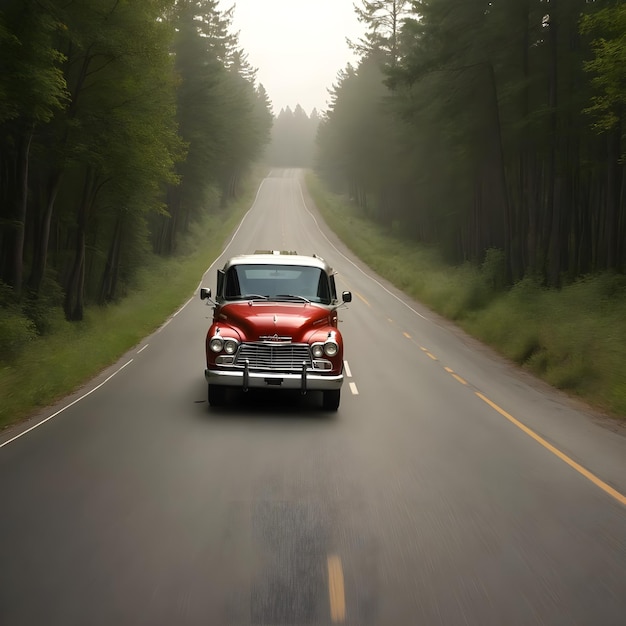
[[306, 172, 626, 420]]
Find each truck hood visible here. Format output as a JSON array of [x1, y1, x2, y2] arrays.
[[217, 302, 333, 342]]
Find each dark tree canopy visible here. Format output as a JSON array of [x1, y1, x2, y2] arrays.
[[317, 0, 626, 286], [0, 0, 273, 325]]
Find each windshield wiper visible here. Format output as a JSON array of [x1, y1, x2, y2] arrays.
[[274, 294, 311, 303], [231, 294, 268, 301]]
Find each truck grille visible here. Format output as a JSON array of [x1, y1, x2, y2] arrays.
[[235, 343, 312, 371]]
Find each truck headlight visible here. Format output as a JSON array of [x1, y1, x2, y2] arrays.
[[223, 338, 239, 355], [209, 337, 224, 353], [324, 340, 339, 357], [311, 343, 324, 358]]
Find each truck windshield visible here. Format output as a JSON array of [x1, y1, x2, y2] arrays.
[[224, 264, 332, 304]]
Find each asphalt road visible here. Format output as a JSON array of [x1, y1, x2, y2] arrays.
[[1, 169, 625, 625]]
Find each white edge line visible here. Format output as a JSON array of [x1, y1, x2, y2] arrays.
[[137, 344, 149, 354], [297, 181, 428, 320], [173, 297, 193, 315], [0, 359, 134, 449], [343, 360, 352, 378], [156, 318, 172, 333]]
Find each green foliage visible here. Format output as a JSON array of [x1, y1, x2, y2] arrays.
[[581, 5, 626, 132], [0, 281, 36, 361], [22, 272, 65, 334], [469, 277, 545, 364], [466, 273, 626, 415], [0, 0, 273, 326], [0, 1, 68, 125], [351, 1, 414, 66], [424, 263, 492, 319], [481, 248, 508, 291], [153, 0, 272, 255], [0, 309, 37, 362]]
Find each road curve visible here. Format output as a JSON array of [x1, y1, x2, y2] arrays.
[[1, 169, 625, 625]]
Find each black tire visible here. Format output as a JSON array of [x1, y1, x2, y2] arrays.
[[208, 384, 227, 407], [322, 389, 340, 411]]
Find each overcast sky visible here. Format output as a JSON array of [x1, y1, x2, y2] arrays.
[[221, 0, 364, 116]]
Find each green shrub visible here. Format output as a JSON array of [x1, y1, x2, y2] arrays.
[[481, 248, 507, 291], [0, 280, 18, 308], [0, 310, 37, 362], [22, 272, 65, 335]]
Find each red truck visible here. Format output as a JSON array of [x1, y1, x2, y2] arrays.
[[200, 251, 352, 410]]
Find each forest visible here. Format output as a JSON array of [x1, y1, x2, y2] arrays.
[[265, 105, 320, 168], [0, 0, 273, 333], [316, 0, 626, 287], [1, 0, 625, 365]]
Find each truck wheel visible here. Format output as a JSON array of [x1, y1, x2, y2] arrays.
[[208, 384, 227, 407], [322, 389, 340, 411]]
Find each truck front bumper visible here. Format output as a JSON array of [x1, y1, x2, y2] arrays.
[[205, 365, 343, 393]]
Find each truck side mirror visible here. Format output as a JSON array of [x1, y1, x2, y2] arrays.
[[342, 291, 352, 303], [200, 287, 212, 300]]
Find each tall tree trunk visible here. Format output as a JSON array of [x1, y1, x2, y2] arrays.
[[618, 158, 626, 271], [546, 6, 561, 287], [485, 62, 509, 257], [11, 126, 34, 298], [99, 214, 123, 304], [28, 169, 63, 294], [604, 122, 622, 270], [64, 169, 97, 321], [0, 133, 16, 285], [517, 0, 532, 281]]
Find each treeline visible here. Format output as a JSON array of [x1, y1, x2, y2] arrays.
[[265, 105, 320, 168], [0, 0, 273, 328], [316, 0, 626, 286]]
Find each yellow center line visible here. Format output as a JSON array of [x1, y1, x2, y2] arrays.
[[475, 392, 626, 506], [327, 555, 346, 623], [354, 291, 370, 306], [444, 366, 467, 384], [393, 327, 621, 503]]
